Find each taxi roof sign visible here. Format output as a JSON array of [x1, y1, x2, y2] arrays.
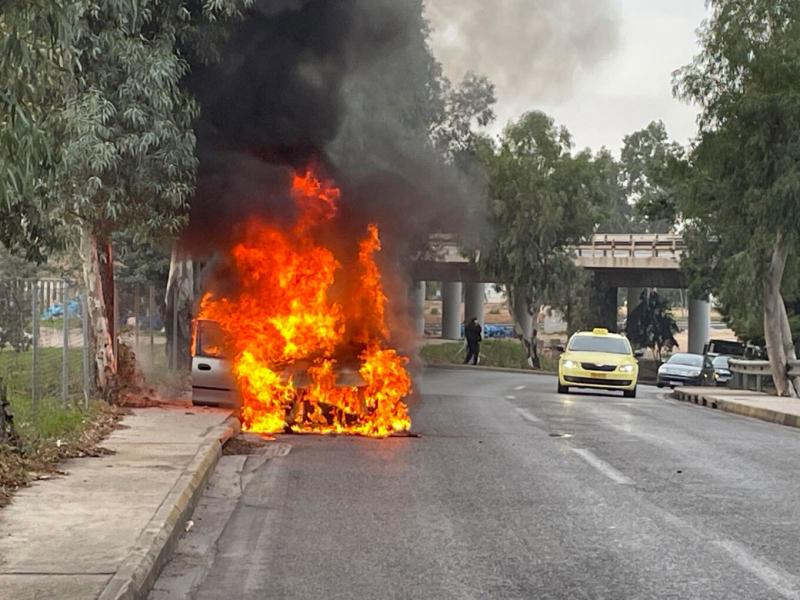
[[592, 328, 609, 335]]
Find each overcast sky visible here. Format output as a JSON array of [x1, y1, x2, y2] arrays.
[[426, 0, 710, 154]]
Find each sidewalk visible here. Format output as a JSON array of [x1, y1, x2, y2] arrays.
[[0, 406, 237, 600], [674, 387, 800, 429]]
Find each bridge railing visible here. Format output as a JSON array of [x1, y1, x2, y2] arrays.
[[575, 234, 685, 260], [728, 358, 800, 392]]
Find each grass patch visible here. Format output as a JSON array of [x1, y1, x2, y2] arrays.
[[0, 347, 85, 404], [420, 339, 558, 371], [0, 348, 124, 506], [0, 401, 123, 506]]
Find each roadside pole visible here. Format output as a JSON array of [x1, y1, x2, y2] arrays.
[[113, 281, 119, 372], [134, 283, 140, 354], [149, 285, 155, 359], [81, 293, 91, 409], [62, 280, 69, 406], [171, 285, 178, 371], [31, 280, 38, 414]]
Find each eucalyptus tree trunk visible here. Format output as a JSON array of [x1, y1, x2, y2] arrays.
[[79, 225, 116, 394], [165, 247, 195, 372], [509, 286, 536, 367], [763, 231, 800, 397]]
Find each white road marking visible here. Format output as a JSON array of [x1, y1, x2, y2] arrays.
[[513, 385, 526, 391], [714, 540, 800, 600], [571, 448, 634, 485], [515, 407, 541, 424], [505, 395, 517, 400]]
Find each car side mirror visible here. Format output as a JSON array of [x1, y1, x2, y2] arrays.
[[634, 349, 644, 358], [556, 345, 565, 353]]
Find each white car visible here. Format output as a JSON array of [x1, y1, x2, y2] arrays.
[[191, 320, 369, 430]]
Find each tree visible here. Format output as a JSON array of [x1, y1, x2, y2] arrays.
[[592, 150, 634, 234], [429, 72, 497, 163], [674, 0, 800, 396], [478, 111, 614, 344], [592, 122, 686, 235], [626, 290, 679, 361], [621, 121, 685, 231], [0, 2, 250, 395]]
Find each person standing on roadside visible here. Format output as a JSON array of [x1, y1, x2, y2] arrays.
[[464, 317, 482, 365]]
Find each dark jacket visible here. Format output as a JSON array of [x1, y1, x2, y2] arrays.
[[465, 322, 482, 344]]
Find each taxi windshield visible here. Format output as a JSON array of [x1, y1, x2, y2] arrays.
[[568, 335, 630, 355]]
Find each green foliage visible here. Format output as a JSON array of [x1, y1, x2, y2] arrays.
[[621, 121, 686, 229], [0, 1, 252, 256], [478, 111, 612, 312], [0, 283, 31, 352], [430, 72, 497, 162], [114, 233, 171, 285], [626, 291, 679, 359], [592, 121, 686, 235], [673, 0, 800, 343]]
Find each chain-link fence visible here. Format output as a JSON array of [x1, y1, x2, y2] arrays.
[[0, 279, 91, 420], [116, 282, 171, 383], [0, 277, 188, 423]]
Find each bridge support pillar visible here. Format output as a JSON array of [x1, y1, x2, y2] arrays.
[[464, 283, 486, 327], [410, 281, 426, 337], [688, 297, 711, 355], [441, 281, 463, 340]]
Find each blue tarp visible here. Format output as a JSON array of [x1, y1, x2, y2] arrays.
[[42, 299, 81, 320], [459, 324, 515, 338]]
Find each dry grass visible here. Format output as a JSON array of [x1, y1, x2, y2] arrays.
[[0, 402, 125, 507]]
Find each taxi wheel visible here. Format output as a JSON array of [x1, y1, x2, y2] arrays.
[[557, 383, 569, 394], [624, 386, 637, 399]]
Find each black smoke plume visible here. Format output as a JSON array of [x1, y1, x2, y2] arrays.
[[184, 0, 477, 267]]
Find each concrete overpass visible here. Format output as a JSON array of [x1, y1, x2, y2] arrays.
[[410, 233, 712, 354]]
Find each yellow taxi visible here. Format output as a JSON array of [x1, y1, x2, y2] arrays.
[[558, 329, 641, 398]]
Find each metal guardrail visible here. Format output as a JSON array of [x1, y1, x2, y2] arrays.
[[728, 358, 800, 392], [575, 234, 685, 260]]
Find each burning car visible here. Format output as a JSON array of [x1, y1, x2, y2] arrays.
[[192, 319, 382, 432], [189, 171, 412, 438]]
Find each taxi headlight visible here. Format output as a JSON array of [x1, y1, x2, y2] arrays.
[[562, 359, 579, 369], [618, 364, 635, 374]]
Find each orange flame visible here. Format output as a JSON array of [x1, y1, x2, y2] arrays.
[[198, 170, 412, 437]]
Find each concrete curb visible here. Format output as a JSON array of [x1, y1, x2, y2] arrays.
[[673, 389, 800, 429], [98, 414, 241, 600]]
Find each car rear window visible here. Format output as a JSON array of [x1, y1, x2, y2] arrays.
[[196, 320, 226, 359], [568, 335, 630, 355], [667, 353, 703, 367]]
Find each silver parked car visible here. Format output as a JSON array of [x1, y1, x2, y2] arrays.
[[710, 355, 733, 386]]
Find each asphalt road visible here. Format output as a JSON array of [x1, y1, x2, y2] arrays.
[[151, 368, 800, 600]]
